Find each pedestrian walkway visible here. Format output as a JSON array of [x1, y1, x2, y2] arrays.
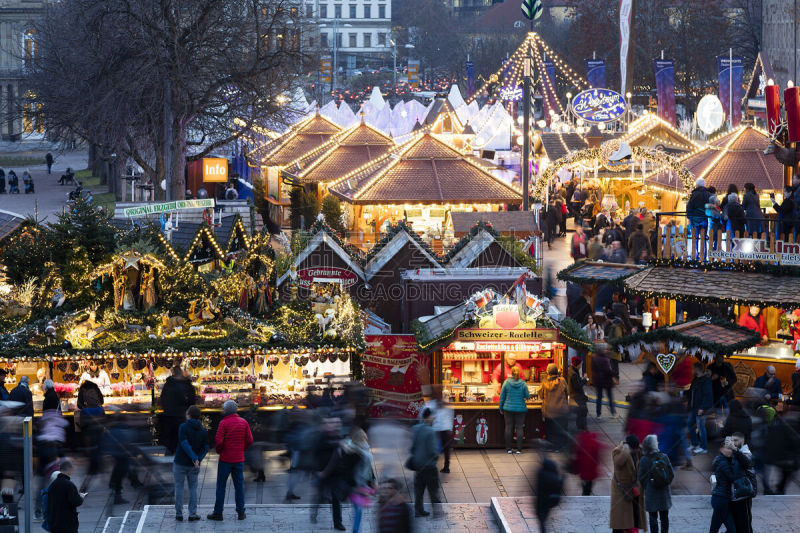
[[492, 495, 800, 532]]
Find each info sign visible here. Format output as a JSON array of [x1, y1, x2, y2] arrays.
[[571, 88, 627, 123]]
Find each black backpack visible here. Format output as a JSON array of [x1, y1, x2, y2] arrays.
[[648, 453, 673, 489]]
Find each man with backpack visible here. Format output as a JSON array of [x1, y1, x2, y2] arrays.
[[637, 434, 674, 533]]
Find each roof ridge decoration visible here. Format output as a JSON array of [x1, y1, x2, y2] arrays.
[[364, 221, 444, 280]]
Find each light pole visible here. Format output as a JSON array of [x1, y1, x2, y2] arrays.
[[321, 21, 351, 93], [388, 39, 414, 103]]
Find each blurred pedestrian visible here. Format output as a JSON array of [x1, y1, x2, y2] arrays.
[[284, 409, 316, 501], [730, 433, 756, 533], [311, 416, 345, 529], [378, 478, 413, 533], [174, 405, 208, 522], [422, 384, 454, 473], [642, 362, 664, 392], [0, 369, 10, 401], [160, 366, 196, 455], [708, 354, 737, 416], [47, 458, 84, 533], [410, 408, 441, 518], [791, 357, 800, 405], [541, 363, 568, 451], [591, 348, 617, 418], [76, 377, 105, 477], [721, 399, 752, 442], [22, 169, 34, 193], [535, 459, 563, 533], [709, 439, 740, 533], [610, 435, 646, 533], [571, 430, 604, 495], [10, 375, 33, 417], [688, 363, 712, 455], [35, 405, 67, 520], [638, 434, 674, 533], [499, 367, 530, 454], [764, 409, 800, 494], [207, 400, 253, 521], [567, 356, 588, 431], [45, 153, 54, 174], [106, 411, 135, 504], [0, 169, 5, 194], [570, 225, 586, 261], [339, 427, 376, 533]]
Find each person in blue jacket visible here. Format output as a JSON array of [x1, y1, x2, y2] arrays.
[[688, 363, 713, 455], [173, 405, 209, 522], [499, 367, 530, 454]]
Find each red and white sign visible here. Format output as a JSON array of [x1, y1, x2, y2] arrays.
[[475, 342, 543, 352], [493, 304, 520, 330], [364, 334, 430, 418], [297, 267, 359, 288]]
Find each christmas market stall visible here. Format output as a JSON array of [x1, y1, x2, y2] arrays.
[[415, 287, 566, 448], [624, 260, 800, 394]]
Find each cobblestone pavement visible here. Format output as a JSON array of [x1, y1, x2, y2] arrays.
[[493, 495, 800, 532], [137, 503, 498, 533]]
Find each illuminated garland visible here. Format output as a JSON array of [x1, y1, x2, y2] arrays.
[[613, 317, 760, 356], [555, 317, 592, 351], [649, 257, 800, 277], [533, 146, 694, 201]]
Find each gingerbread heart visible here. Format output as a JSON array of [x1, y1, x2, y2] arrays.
[[656, 353, 676, 374]]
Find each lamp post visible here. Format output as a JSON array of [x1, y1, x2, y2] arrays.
[[320, 20, 352, 93], [388, 39, 414, 104]]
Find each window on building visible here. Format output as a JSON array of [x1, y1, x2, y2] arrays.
[[349, 4, 356, 18], [349, 33, 357, 47], [306, 4, 313, 17], [321, 33, 329, 47], [23, 91, 43, 135], [377, 33, 386, 46], [23, 29, 37, 70], [308, 36, 315, 48], [378, 4, 386, 18], [363, 33, 371, 47], [320, 4, 328, 17], [364, 5, 371, 18], [336, 33, 343, 48], [334, 4, 341, 18]]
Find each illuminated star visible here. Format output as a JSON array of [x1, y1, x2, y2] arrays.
[[122, 253, 140, 270]]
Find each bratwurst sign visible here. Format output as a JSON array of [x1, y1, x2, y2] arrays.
[[708, 237, 800, 265]]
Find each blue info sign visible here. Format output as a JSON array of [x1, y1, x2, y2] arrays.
[[571, 88, 626, 123]]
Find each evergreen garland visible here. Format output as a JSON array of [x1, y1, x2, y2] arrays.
[[555, 317, 592, 351], [364, 220, 442, 265], [613, 317, 761, 356], [441, 220, 500, 265], [649, 257, 800, 277]]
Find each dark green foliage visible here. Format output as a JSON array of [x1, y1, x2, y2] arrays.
[[321, 195, 346, 235]]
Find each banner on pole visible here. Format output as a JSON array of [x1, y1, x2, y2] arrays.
[[407, 60, 420, 88], [466, 61, 475, 99], [654, 59, 676, 125], [585, 59, 606, 89], [718, 56, 744, 127], [124, 199, 215, 218], [619, 0, 632, 94]]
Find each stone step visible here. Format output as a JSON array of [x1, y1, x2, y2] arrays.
[[119, 510, 143, 533], [101, 516, 123, 533]]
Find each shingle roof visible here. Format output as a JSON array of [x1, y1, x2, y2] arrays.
[[558, 261, 644, 284], [449, 211, 537, 235], [622, 114, 698, 152], [169, 222, 203, 253], [261, 113, 342, 167], [0, 210, 25, 241], [330, 134, 521, 205], [539, 132, 588, 161], [624, 265, 800, 307]]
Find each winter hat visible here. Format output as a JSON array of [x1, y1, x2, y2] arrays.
[[571, 356, 582, 367], [695, 177, 705, 188], [625, 434, 640, 450], [547, 363, 559, 375], [728, 193, 739, 204]]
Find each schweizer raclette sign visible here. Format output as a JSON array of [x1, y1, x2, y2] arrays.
[[203, 158, 228, 183]]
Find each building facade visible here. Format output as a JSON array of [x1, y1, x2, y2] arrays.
[[0, 0, 46, 141], [305, 0, 392, 73], [762, 0, 800, 89]]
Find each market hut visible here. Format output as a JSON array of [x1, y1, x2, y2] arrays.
[[176, 222, 226, 272], [558, 260, 645, 313], [328, 133, 522, 243], [446, 211, 537, 239], [414, 289, 565, 448], [252, 111, 343, 228], [215, 213, 250, 256], [442, 221, 527, 269], [624, 262, 800, 392], [613, 318, 760, 391]]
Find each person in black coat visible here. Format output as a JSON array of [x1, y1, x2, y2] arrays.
[[545, 200, 559, 249], [721, 399, 752, 443], [10, 376, 34, 417], [725, 194, 746, 234], [47, 459, 84, 533], [772, 186, 796, 239], [159, 367, 197, 455], [707, 354, 737, 412], [535, 459, 563, 533], [0, 168, 5, 193], [43, 380, 60, 412]]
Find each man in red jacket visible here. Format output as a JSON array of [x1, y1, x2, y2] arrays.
[[207, 400, 253, 521]]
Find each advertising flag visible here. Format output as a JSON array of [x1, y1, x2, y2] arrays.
[[654, 59, 676, 125], [585, 59, 606, 89], [619, 0, 632, 93], [466, 60, 475, 99], [718, 56, 744, 127]]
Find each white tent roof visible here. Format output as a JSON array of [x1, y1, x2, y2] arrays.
[[447, 84, 465, 109], [336, 101, 359, 128]]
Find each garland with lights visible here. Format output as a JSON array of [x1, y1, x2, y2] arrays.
[[554, 317, 593, 351], [649, 257, 800, 277], [441, 220, 500, 265], [613, 317, 760, 357], [533, 146, 694, 201]]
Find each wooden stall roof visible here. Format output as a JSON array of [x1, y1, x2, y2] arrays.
[[328, 133, 521, 205], [295, 120, 395, 184], [624, 265, 800, 307], [621, 113, 698, 153], [449, 211, 537, 237], [275, 228, 365, 287], [558, 261, 644, 285], [0, 209, 26, 241], [614, 319, 760, 356], [260, 112, 342, 167]]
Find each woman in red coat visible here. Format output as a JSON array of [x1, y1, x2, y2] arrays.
[[571, 430, 605, 495], [738, 306, 769, 344]]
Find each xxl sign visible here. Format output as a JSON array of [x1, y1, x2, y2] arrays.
[[571, 88, 626, 123], [708, 237, 800, 265]]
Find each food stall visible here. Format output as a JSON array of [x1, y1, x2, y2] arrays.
[[417, 287, 566, 448]]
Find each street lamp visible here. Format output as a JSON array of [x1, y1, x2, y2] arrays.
[[388, 38, 414, 103]]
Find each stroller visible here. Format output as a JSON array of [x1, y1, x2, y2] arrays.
[[23, 172, 34, 194]]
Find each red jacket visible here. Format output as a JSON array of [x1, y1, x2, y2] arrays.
[[572, 430, 605, 481], [215, 413, 253, 463]]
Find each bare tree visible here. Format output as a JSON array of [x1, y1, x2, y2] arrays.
[[727, 0, 762, 72], [29, 0, 310, 200]]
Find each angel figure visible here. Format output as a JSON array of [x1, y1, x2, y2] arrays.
[[239, 274, 256, 311], [254, 274, 268, 315], [139, 266, 157, 311]]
